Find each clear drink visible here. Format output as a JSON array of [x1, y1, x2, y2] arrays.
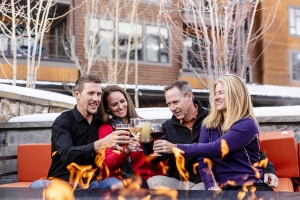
[[130, 118, 143, 151], [129, 127, 142, 137]]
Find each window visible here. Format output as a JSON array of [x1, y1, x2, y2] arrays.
[[146, 25, 168, 63], [289, 6, 300, 36], [291, 52, 300, 81], [89, 18, 170, 64]]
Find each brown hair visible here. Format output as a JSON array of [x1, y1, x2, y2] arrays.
[[98, 85, 139, 123], [73, 75, 101, 93]]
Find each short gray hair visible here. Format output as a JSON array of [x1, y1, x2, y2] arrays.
[[164, 80, 193, 99]]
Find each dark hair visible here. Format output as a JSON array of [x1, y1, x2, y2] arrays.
[[98, 85, 139, 123], [73, 75, 101, 93], [164, 80, 193, 99]]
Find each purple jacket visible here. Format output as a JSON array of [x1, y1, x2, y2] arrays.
[[177, 118, 264, 189]]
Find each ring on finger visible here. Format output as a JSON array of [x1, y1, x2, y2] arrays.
[[117, 140, 121, 145]]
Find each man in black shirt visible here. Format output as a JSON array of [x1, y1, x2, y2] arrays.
[[30, 75, 130, 188]]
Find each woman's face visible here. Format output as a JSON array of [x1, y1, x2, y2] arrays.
[[214, 82, 226, 114], [106, 91, 128, 121]]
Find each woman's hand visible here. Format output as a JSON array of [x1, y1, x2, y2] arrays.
[[153, 139, 176, 154], [124, 137, 140, 155]]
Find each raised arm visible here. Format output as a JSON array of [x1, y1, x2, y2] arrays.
[[177, 118, 259, 158]]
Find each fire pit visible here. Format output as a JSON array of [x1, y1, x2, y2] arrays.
[[0, 188, 298, 200]]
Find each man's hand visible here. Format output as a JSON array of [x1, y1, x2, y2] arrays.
[[264, 173, 278, 188], [153, 139, 176, 154], [94, 130, 130, 152]]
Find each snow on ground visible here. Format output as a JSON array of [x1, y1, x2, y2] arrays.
[[7, 107, 173, 122], [1, 80, 300, 123], [0, 83, 76, 105], [8, 105, 300, 123], [1, 78, 300, 99], [254, 106, 300, 117]]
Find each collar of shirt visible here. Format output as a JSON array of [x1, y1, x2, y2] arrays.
[[180, 104, 198, 130], [72, 105, 99, 124]]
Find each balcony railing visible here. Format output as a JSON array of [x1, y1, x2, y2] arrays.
[[0, 34, 70, 61]]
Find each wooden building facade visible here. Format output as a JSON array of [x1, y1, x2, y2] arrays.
[[0, 0, 299, 107], [251, 0, 300, 87], [73, 0, 182, 86], [0, 0, 79, 84]]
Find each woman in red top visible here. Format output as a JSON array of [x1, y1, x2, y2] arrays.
[[98, 85, 163, 188]]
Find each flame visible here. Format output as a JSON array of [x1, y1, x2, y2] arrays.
[[226, 180, 237, 187], [94, 148, 110, 180], [193, 163, 199, 174], [67, 163, 97, 189], [237, 191, 246, 200], [251, 162, 261, 179], [259, 158, 268, 168], [237, 185, 257, 200], [203, 158, 214, 169], [51, 151, 58, 157], [220, 139, 229, 158], [42, 178, 74, 200], [151, 189, 178, 200], [172, 147, 189, 182], [117, 177, 151, 200], [113, 150, 122, 154], [160, 161, 169, 175], [122, 177, 142, 189], [145, 154, 156, 162], [118, 188, 152, 200]]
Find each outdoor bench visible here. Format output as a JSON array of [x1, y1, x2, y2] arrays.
[[259, 130, 298, 192], [0, 143, 51, 187], [0, 130, 299, 192]]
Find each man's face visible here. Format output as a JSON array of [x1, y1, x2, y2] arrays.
[[75, 82, 102, 117], [165, 87, 192, 121]]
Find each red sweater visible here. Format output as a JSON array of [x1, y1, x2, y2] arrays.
[[98, 124, 163, 180]]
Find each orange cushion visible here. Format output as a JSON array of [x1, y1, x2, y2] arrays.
[[0, 182, 32, 188], [259, 130, 299, 178], [17, 143, 51, 182], [272, 178, 294, 192]]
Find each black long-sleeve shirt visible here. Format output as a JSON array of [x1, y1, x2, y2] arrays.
[[47, 106, 101, 182]]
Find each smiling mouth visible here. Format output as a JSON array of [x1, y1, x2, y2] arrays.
[[174, 112, 181, 116], [118, 109, 126, 114], [89, 103, 99, 108]]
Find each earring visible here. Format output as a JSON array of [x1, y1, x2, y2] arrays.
[[108, 110, 112, 119]]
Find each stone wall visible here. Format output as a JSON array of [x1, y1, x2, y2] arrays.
[[0, 113, 299, 184], [0, 87, 75, 123]]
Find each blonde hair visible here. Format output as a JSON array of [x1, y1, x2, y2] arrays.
[[203, 74, 257, 132], [98, 85, 139, 123]]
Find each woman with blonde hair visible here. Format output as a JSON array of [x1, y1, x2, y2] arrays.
[[160, 74, 273, 191], [98, 85, 163, 188]]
